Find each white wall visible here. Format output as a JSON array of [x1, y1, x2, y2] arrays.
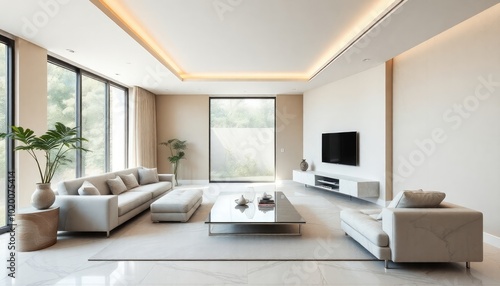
[[393, 4, 500, 236], [303, 64, 389, 204]]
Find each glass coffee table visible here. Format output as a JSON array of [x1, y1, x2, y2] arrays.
[[205, 191, 305, 236]]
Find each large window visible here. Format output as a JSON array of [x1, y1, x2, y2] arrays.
[[82, 75, 106, 176], [47, 58, 128, 183], [47, 62, 77, 183], [0, 35, 14, 234], [210, 98, 275, 182]]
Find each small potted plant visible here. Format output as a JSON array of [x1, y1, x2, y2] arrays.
[[0, 122, 88, 209], [160, 138, 187, 186]]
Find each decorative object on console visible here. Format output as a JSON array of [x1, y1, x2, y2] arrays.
[[299, 159, 308, 171], [160, 138, 187, 186], [0, 122, 88, 209]]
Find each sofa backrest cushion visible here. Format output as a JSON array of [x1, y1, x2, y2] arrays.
[[58, 173, 116, 195], [57, 167, 143, 196]]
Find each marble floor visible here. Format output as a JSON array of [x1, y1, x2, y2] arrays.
[[2, 182, 500, 286]]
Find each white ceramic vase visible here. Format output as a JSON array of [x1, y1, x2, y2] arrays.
[[31, 183, 55, 209]]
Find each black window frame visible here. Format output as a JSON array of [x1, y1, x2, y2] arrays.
[[209, 97, 277, 183], [47, 56, 129, 178], [0, 34, 15, 235]]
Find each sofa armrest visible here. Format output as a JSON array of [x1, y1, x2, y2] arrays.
[[381, 205, 483, 263], [158, 174, 175, 183], [54, 195, 119, 235]]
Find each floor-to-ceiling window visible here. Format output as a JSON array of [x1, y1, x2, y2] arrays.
[[209, 97, 275, 182], [47, 57, 128, 183], [109, 85, 127, 171], [0, 35, 14, 234], [47, 61, 77, 184], [81, 74, 106, 176]]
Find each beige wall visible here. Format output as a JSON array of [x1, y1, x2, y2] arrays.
[[393, 4, 500, 236], [276, 94, 303, 180], [15, 39, 48, 207], [303, 64, 392, 205], [156, 94, 210, 182], [156, 94, 304, 182]]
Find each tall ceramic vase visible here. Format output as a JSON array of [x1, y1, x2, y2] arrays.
[[172, 162, 179, 186], [31, 183, 55, 210]]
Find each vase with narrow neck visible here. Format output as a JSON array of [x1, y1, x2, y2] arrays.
[[300, 159, 308, 171], [31, 183, 55, 209], [172, 162, 179, 186]]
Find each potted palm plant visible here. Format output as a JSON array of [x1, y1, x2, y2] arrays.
[[0, 122, 88, 209], [159, 138, 187, 186]]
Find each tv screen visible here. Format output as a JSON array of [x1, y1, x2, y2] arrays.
[[322, 132, 358, 166]]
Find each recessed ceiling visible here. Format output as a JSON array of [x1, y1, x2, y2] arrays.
[[0, 0, 499, 94], [91, 0, 402, 81]]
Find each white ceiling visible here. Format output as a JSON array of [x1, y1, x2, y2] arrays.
[[0, 0, 498, 95]]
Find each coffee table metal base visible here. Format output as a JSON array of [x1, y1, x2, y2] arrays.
[[207, 223, 303, 236]]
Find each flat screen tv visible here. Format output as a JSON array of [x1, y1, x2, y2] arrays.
[[322, 132, 358, 166]]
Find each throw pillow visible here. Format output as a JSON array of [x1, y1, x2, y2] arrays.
[[138, 167, 159, 185], [78, 181, 100, 196], [376, 189, 423, 220], [106, 176, 128, 195], [387, 189, 423, 208], [397, 191, 446, 208], [119, 173, 140, 190]]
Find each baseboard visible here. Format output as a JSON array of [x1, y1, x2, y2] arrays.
[[177, 180, 209, 186], [484, 232, 500, 249]]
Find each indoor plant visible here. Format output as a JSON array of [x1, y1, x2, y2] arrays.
[[159, 138, 187, 186], [0, 122, 88, 209]]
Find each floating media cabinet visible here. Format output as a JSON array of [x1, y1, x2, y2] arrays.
[[292, 170, 379, 198]]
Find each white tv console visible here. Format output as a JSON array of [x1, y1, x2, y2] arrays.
[[292, 170, 379, 198]]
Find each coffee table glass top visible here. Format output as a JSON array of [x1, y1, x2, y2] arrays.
[[206, 191, 305, 224]]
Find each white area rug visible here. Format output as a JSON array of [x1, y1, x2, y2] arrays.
[[89, 193, 376, 261]]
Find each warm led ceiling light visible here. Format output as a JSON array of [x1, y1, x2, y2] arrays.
[[91, 0, 405, 82]]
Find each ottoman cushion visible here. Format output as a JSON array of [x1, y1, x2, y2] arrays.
[[151, 188, 203, 222]]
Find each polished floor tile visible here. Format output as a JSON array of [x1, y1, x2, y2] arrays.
[[2, 182, 500, 285]]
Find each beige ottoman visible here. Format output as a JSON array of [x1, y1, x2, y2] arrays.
[[151, 189, 203, 222]]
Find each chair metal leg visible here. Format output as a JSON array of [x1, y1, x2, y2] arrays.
[[384, 260, 389, 269]]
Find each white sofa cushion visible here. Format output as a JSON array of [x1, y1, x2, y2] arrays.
[[78, 181, 100, 196], [340, 208, 389, 247], [119, 173, 140, 190], [117, 191, 151, 216], [107, 176, 128, 195], [138, 168, 159, 185], [130, 181, 172, 199]]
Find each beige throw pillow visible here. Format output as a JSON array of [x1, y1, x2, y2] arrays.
[[119, 173, 140, 190], [78, 181, 100, 196], [396, 191, 446, 208], [107, 176, 128, 195], [138, 168, 159, 185]]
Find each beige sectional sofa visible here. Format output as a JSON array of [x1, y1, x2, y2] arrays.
[[340, 190, 483, 268], [55, 167, 174, 236]]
